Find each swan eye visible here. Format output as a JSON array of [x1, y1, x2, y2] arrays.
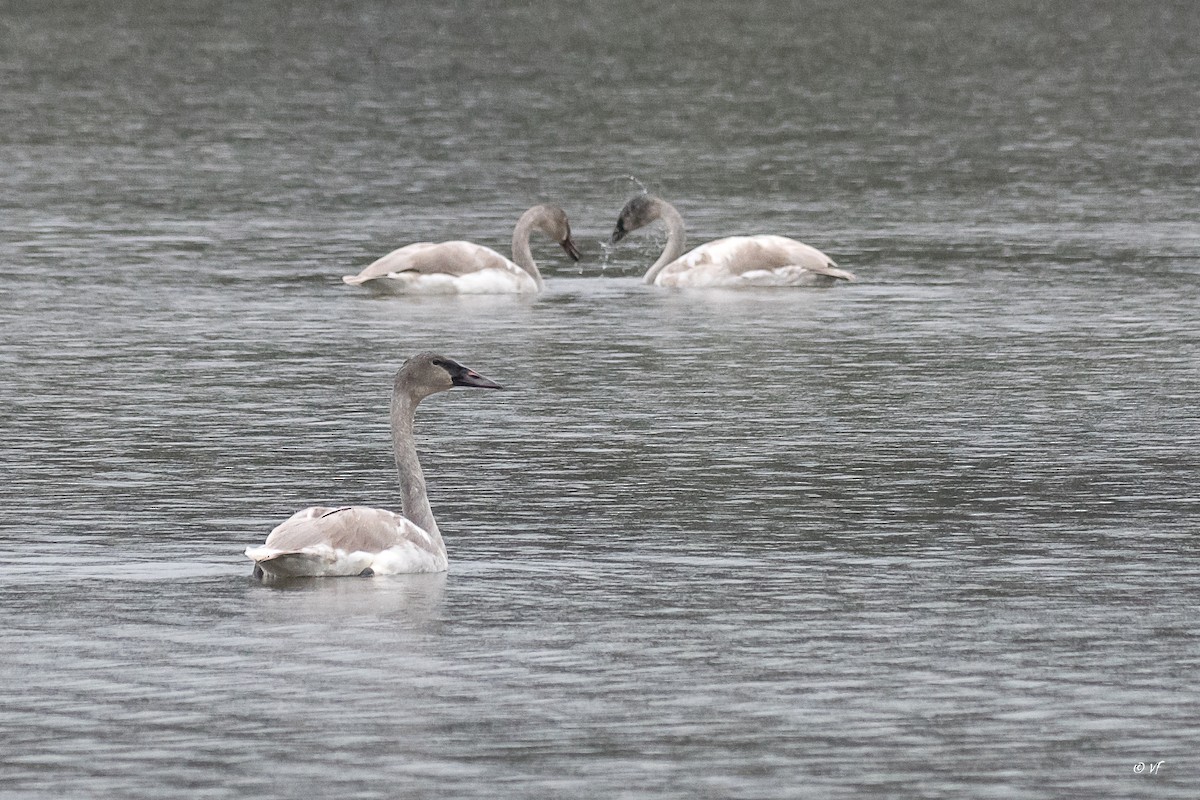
[[431, 357, 463, 377]]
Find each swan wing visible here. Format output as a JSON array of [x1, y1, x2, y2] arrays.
[[656, 235, 855, 287], [246, 505, 447, 577], [342, 241, 532, 290]]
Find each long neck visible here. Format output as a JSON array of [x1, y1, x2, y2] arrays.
[[511, 211, 546, 290], [389, 391, 442, 541], [642, 201, 686, 284]]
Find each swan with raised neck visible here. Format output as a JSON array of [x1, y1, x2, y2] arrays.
[[245, 353, 502, 580]]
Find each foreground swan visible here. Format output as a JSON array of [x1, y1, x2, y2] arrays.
[[610, 194, 856, 288], [245, 353, 502, 580], [343, 205, 581, 294]]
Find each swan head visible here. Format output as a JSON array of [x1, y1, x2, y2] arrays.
[[610, 194, 662, 244], [397, 353, 503, 400], [531, 205, 582, 262]]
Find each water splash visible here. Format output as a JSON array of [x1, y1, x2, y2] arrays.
[[588, 175, 652, 274], [598, 239, 615, 271], [622, 174, 649, 195]]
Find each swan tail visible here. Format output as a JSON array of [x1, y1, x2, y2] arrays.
[[245, 544, 378, 579], [807, 262, 857, 282], [247, 550, 329, 579]]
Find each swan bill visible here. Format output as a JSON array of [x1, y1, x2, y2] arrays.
[[560, 236, 582, 261], [430, 356, 503, 390], [452, 370, 502, 390]]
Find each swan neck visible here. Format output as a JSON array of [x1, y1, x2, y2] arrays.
[[389, 391, 441, 540], [643, 202, 686, 284], [511, 212, 546, 290]]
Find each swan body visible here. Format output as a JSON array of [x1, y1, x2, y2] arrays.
[[244, 506, 448, 578], [246, 354, 502, 581], [343, 205, 580, 294], [610, 194, 856, 288]]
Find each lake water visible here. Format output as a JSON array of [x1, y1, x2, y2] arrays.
[[2, 1, 1198, 797]]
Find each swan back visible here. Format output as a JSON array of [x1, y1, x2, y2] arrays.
[[342, 241, 537, 293], [246, 505, 447, 578], [654, 235, 855, 287], [342, 205, 580, 294]]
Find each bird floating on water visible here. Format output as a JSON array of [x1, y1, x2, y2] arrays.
[[245, 353, 502, 581], [610, 194, 855, 288], [343, 205, 580, 294]]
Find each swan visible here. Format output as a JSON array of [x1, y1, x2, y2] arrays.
[[245, 353, 502, 580], [609, 194, 856, 288], [342, 205, 581, 294]]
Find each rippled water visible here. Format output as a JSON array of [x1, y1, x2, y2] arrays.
[[2, 1, 1198, 797]]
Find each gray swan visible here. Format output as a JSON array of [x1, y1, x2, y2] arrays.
[[610, 194, 855, 288], [246, 353, 501, 580], [343, 205, 581, 294]]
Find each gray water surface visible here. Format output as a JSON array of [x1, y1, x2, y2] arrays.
[[2, 2, 1198, 798]]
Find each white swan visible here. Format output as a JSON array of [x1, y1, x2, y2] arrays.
[[609, 194, 856, 288], [343, 205, 581, 294], [245, 353, 502, 580]]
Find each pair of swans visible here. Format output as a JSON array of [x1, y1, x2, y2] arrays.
[[341, 195, 855, 293]]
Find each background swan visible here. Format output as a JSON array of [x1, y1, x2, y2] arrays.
[[609, 194, 856, 288], [343, 204, 581, 294], [245, 353, 502, 581]]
